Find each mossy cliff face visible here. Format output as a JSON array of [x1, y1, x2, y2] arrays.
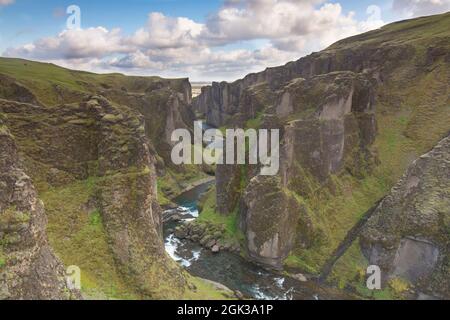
[[359, 135, 450, 299], [240, 176, 303, 269], [0, 56, 210, 298], [0, 117, 76, 299], [0, 95, 188, 299], [195, 13, 450, 275], [213, 71, 378, 267]]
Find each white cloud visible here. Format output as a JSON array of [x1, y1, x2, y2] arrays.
[[393, 0, 450, 17], [127, 12, 204, 49], [202, 0, 384, 51], [5, 27, 126, 59], [3, 1, 387, 80]]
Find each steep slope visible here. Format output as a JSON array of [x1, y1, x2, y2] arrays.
[[331, 135, 449, 299], [360, 135, 449, 298], [0, 59, 218, 299], [0, 58, 206, 197], [0, 115, 77, 299], [0, 96, 185, 298], [193, 12, 450, 285]]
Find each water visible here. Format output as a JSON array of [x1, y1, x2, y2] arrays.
[[163, 181, 345, 300]]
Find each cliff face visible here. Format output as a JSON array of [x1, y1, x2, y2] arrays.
[[240, 176, 303, 269], [195, 13, 450, 275], [0, 96, 186, 298], [194, 13, 449, 129], [0, 60, 197, 299], [0, 116, 75, 299], [360, 135, 449, 298]]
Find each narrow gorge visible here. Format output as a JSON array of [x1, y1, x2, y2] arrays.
[[0, 12, 449, 300], [190, 12, 450, 299]]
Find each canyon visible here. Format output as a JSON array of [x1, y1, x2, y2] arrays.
[[192, 12, 449, 299], [0, 12, 449, 300]]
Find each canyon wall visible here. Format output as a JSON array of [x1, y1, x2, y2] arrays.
[[194, 12, 450, 294], [0, 61, 198, 298], [360, 135, 449, 298], [0, 117, 76, 299]]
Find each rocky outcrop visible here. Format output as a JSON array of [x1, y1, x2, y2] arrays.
[[0, 75, 40, 106], [240, 176, 303, 269], [0, 96, 187, 298], [200, 13, 450, 271], [0, 117, 76, 300], [194, 13, 449, 129], [100, 79, 195, 165], [214, 72, 377, 267], [279, 72, 376, 187], [360, 135, 450, 298]]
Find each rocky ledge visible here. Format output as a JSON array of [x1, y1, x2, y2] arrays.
[[172, 221, 241, 254]]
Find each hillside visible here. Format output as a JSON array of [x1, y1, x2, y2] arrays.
[[193, 12, 450, 299], [0, 58, 223, 299], [0, 12, 448, 300]]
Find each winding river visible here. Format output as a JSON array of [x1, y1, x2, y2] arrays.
[[163, 181, 346, 300]]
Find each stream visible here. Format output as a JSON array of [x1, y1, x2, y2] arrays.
[[163, 181, 346, 300]]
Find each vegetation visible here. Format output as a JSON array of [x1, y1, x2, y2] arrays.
[[197, 187, 243, 242], [0, 245, 6, 269], [183, 275, 234, 300], [41, 177, 141, 300], [0, 57, 178, 106]]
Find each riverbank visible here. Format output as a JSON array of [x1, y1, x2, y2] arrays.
[[172, 176, 215, 201], [163, 180, 351, 300]]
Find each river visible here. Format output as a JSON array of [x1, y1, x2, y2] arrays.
[[163, 181, 346, 300]]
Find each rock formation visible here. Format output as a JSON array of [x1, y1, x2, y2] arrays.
[[194, 12, 450, 279], [0, 60, 199, 299], [360, 135, 449, 298], [0, 116, 76, 299]]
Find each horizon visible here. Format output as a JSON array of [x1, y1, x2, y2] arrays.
[[0, 1, 449, 82]]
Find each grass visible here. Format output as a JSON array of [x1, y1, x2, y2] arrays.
[[0, 245, 5, 269], [41, 177, 141, 300], [197, 187, 243, 243], [183, 275, 234, 300], [157, 164, 209, 206], [0, 57, 179, 106], [328, 12, 450, 51]]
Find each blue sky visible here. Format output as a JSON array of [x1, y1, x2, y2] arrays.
[[0, 0, 448, 81]]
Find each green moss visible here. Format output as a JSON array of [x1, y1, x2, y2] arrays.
[[245, 112, 263, 129], [0, 206, 31, 225], [182, 275, 234, 300], [284, 255, 318, 274], [89, 210, 102, 227], [0, 57, 180, 106], [197, 187, 243, 243], [41, 177, 140, 300], [0, 245, 6, 269], [388, 277, 410, 299], [328, 242, 369, 290]]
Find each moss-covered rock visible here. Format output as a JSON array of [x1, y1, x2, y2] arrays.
[[0, 123, 77, 300], [359, 135, 450, 299], [198, 13, 450, 276]]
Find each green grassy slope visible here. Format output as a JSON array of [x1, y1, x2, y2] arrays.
[[0, 58, 227, 300], [286, 13, 450, 295], [0, 57, 183, 106]]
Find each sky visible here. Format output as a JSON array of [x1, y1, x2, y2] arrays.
[[0, 0, 449, 81]]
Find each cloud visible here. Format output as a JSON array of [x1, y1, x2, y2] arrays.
[[393, 0, 450, 17], [3, 1, 386, 80], [5, 27, 126, 59], [202, 0, 384, 50], [126, 12, 204, 49], [0, 0, 14, 6]]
